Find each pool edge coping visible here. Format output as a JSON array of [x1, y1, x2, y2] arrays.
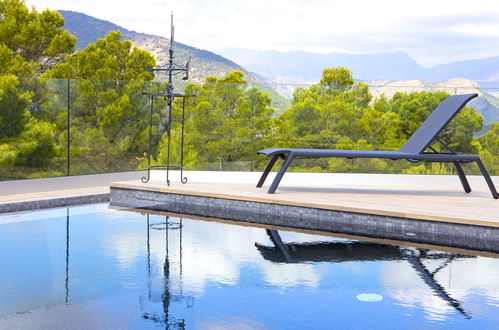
[[0, 193, 110, 214]]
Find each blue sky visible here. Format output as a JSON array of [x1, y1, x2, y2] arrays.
[[28, 0, 499, 67]]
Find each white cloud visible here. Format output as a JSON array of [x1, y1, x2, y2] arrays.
[[103, 217, 331, 295], [380, 256, 499, 320], [26, 0, 499, 66]]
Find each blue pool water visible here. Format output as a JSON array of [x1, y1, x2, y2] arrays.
[[0, 204, 498, 329]]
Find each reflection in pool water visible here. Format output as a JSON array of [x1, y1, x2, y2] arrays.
[[0, 204, 498, 329]]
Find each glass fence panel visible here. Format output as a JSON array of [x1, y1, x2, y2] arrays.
[[170, 82, 498, 175], [0, 79, 497, 181], [0, 78, 68, 180], [68, 79, 154, 175]]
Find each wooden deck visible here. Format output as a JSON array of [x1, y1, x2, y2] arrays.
[[111, 178, 499, 228]]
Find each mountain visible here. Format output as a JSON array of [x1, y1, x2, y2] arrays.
[[220, 49, 425, 83], [57, 11, 497, 121], [59, 10, 499, 88], [58, 10, 253, 84], [58, 11, 290, 112], [429, 57, 499, 88], [220, 48, 499, 88]]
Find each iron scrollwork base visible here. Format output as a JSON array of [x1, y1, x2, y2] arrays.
[[141, 165, 187, 186]]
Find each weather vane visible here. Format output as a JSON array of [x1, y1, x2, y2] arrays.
[[142, 12, 195, 186]]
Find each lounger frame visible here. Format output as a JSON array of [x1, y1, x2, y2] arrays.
[[256, 94, 498, 198]]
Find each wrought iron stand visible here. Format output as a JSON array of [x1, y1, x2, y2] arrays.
[[141, 13, 195, 185]]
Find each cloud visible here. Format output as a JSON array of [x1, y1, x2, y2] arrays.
[[380, 256, 499, 320], [26, 0, 499, 65]]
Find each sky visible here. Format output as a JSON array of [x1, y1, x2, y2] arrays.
[[26, 0, 499, 67]]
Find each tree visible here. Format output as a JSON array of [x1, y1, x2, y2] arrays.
[[0, 0, 76, 76], [42, 31, 157, 174], [16, 118, 59, 167], [389, 91, 483, 153], [154, 71, 275, 170], [0, 74, 32, 138], [276, 68, 486, 174], [280, 67, 374, 151], [0, 44, 32, 76], [44, 31, 154, 81], [478, 122, 499, 174], [320, 67, 354, 88]]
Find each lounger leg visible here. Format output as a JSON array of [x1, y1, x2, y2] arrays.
[[266, 230, 293, 262], [268, 154, 295, 194], [476, 159, 499, 199], [453, 162, 471, 193], [257, 154, 280, 188]]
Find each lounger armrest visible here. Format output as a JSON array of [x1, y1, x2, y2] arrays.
[[257, 148, 291, 156]]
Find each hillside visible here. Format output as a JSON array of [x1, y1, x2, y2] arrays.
[[59, 10, 253, 84], [58, 11, 290, 112]]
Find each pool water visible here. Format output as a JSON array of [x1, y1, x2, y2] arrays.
[[0, 204, 498, 329]]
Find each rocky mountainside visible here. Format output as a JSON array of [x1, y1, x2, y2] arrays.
[[59, 10, 253, 84], [58, 11, 290, 111]]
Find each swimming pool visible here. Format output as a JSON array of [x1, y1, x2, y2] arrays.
[[1, 204, 498, 329]]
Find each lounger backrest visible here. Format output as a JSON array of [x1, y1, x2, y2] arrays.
[[399, 93, 478, 154]]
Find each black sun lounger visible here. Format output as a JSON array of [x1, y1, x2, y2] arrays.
[[256, 93, 498, 198]]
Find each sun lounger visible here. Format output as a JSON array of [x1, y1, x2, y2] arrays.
[[256, 93, 498, 198]]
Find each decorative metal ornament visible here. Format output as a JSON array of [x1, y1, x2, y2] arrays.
[[141, 12, 196, 185]]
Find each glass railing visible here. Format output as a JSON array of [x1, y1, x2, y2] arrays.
[[0, 77, 497, 181]]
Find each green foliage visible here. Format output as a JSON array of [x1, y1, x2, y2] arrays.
[[0, 74, 32, 138], [320, 67, 354, 88], [44, 31, 155, 81], [282, 68, 375, 149], [0, 44, 33, 76], [0, 29, 497, 181], [0, 5, 158, 179], [37, 31, 157, 174], [16, 118, 59, 167], [479, 122, 499, 173], [388, 91, 483, 154], [152, 71, 275, 171], [276, 68, 487, 174], [39, 77, 154, 175], [0, 143, 17, 168], [0, 0, 75, 76]]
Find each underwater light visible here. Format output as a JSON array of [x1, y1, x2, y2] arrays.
[[356, 293, 383, 302]]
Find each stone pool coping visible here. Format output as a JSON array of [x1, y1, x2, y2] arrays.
[[0, 171, 146, 213], [0, 187, 109, 213]]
